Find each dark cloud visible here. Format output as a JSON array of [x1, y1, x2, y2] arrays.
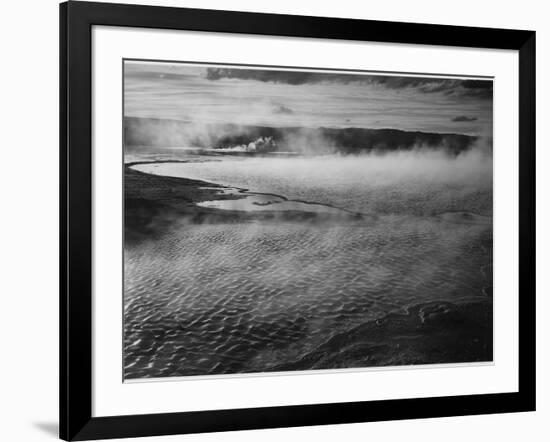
[[462, 80, 493, 90], [272, 105, 294, 115], [206, 68, 338, 84], [451, 115, 478, 122], [205, 68, 493, 99], [126, 70, 196, 82]]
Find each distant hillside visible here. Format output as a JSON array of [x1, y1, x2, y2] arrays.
[[124, 117, 477, 155]]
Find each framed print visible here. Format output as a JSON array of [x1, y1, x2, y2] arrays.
[[60, 1, 536, 440]]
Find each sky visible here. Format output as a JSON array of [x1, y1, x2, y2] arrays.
[[124, 60, 493, 135]]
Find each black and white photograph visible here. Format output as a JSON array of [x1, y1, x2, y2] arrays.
[[123, 60, 494, 380]]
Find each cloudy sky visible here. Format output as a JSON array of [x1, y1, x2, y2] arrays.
[[124, 60, 492, 135]]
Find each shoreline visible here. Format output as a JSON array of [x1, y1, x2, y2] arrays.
[[124, 161, 364, 243], [130, 160, 365, 216], [125, 159, 492, 238]]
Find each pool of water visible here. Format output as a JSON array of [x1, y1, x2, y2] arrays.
[[125, 153, 493, 379]]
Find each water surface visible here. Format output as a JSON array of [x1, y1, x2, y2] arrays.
[[125, 153, 492, 379]]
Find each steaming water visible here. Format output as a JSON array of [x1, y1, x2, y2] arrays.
[[125, 153, 492, 379], [134, 152, 492, 216]]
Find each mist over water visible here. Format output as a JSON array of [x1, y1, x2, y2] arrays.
[[125, 149, 492, 378], [133, 148, 492, 216]]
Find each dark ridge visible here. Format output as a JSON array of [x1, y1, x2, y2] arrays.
[[124, 117, 477, 155]]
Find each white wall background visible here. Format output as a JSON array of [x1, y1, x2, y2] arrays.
[[0, 0, 547, 441]]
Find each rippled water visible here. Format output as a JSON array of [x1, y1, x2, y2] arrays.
[[125, 153, 492, 379]]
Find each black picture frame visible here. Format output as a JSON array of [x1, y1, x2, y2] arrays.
[[60, 1, 536, 440]]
